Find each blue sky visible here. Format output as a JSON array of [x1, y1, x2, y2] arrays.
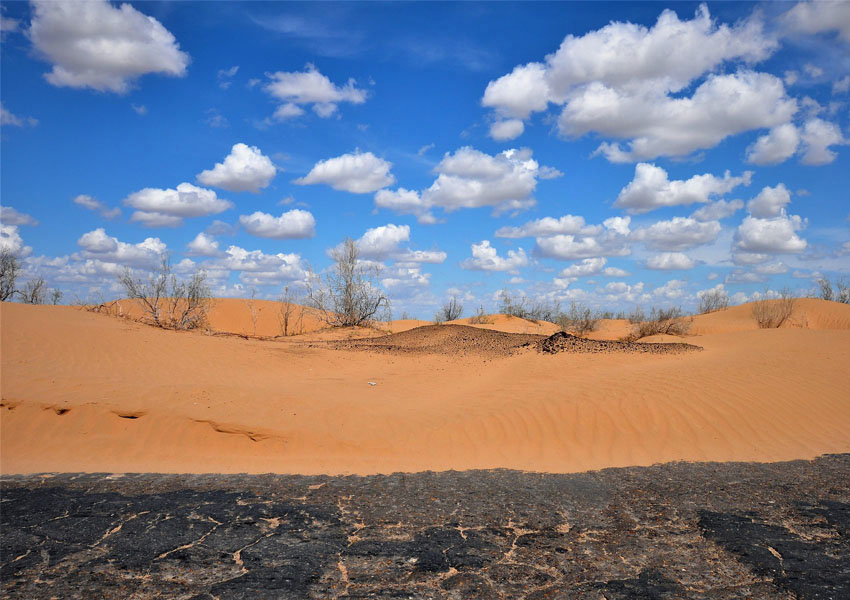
[[1, 1, 848, 317]]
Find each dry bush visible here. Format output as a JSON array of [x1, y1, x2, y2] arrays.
[[308, 238, 389, 328], [556, 302, 599, 337], [468, 305, 493, 324], [436, 296, 463, 322], [17, 276, 46, 304], [119, 256, 211, 330], [752, 290, 796, 328], [816, 277, 850, 304], [244, 289, 259, 336], [1, 248, 21, 301], [624, 307, 692, 341], [498, 291, 560, 322], [278, 285, 304, 337], [698, 288, 729, 314]]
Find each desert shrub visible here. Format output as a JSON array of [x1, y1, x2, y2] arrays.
[[752, 290, 796, 328], [278, 285, 304, 336], [308, 238, 389, 327], [119, 256, 211, 330], [244, 289, 259, 336], [17, 276, 46, 304], [1, 248, 21, 301], [556, 302, 599, 337], [624, 306, 691, 341], [627, 306, 647, 324], [816, 277, 850, 304], [468, 305, 493, 324], [498, 291, 560, 322], [50, 288, 62, 305], [698, 287, 729, 314], [436, 296, 463, 322]]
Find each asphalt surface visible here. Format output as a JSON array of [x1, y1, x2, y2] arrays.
[[2, 455, 849, 599]]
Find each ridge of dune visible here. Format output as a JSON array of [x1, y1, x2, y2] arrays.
[[2, 300, 850, 475]]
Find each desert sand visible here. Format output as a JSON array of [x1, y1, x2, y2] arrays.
[[2, 298, 849, 475]]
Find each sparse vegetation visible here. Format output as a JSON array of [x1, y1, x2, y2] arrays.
[[119, 256, 211, 330], [307, 237, 389, 328], [278, 285, 303, 337], [498, 291, 560, 322], [624, 306, 692, 341], [436, 296, 463, 323], [752, 289, 796, 329], [17, 276, 47, 304], [816, 277, 850, 304], [468, 305, 493, 325], [698, 287, 729, 314], [1, 248, 21, 301], [556, 302, 599, 337], [245, 288, 259, 336]]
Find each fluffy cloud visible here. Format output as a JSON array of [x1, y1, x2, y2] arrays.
[[377, 147, 557, 221], [28, 0, 189, 93], [460, 240, 529, 273], [238, 209, 316, 239], [186, 232, 221, 257], [632, 217, 721, 251], [196, 144, 277, 193], [217, 245, 308, 285], [603, 266, 629, 277], [0, 225, 30, 255], [296, 151, 394, 194], [124, 183, 232, 227], [690, 199, 744, 222], [534, 217, 631, 260], [799, 118, 847, 165], [0, 206, 38, 226], [73, 194, 121, 219], [747, 184, 791, 219], [393, 249, 447, 266], [489, 119, 525, 141], [75, 228, 165, 267], [781, 1, 850, 42], [746, 123, 800, 164], [615, 163, 752, 214], [646, 252, 696, 270], [495, 215, 597, 238], [481, 5, 788, 160], [734, 214, 807, 255], [356, 224, 410, 259], [558, 257, 607, 278], [264, 63, 367, 120]]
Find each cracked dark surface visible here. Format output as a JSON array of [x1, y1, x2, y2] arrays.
[[2, 454, 849, 599]]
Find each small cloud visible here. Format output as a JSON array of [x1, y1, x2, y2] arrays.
[[132, 104, 147, 115], [217, 65, 239, 89], [204, 108, 228, 128], [1, 103, 37, 128], [417, 143, 435, 156], [73, 194, 121, 220], [0, 206, 38, 226]]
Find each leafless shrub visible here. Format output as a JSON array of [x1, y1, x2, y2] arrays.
[[698, 288, 729, 314], [499, 291, 560, 322], [752, 290, 796, 328], [119, 256, 211, 330], [624, 307, 692, 341], [50, 288, 63, 305], [307, 238, 389, 328], [468, 305, 493, 325], [627, 306, 647, 324], [278, 285, 303, 337], [816, 277, 850, 304], [1, 248, 21, 301], [17, 276, 47, 304], [437, 296, 463, 322], [557, 302, 599, 337]]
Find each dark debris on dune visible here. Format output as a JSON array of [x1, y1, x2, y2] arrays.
[[537, 331, 702, 355], [335, 324, 546, 358], [334, 324, 701, 358]]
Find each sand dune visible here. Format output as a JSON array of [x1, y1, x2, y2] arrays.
[[2, 299, 849, 475]]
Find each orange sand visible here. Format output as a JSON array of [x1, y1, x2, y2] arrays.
[[2, 298, 849, 474]]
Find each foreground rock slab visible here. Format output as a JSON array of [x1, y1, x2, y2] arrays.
[[2, 455, 849, 599]]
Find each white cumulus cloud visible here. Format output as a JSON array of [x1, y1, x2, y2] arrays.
[[799, 118, 847, 165], [646, 252, 696, 270], [238, 209, 316, 239], [264, 63, 367, 120], [632, 217, 721, 251], [124, 182, 232, 227], [747, 184, 791, 219], [186, 232, 221, 257], [615, 163, 752, 214], [29, 0, 189, 93], [781, 1, 850, 42], [558, 257, 607, 278], [75, 228, 165, 267], [0, 206, 38, 226], [197, 143, 277, 193], [296, 151, 395, 194], [746, 123, 801, 165], [460, 240, 528, 273], [73, 194, 121, 219]]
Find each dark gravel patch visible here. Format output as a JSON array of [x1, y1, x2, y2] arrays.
[[537, 331, 703, 355], [2, 455, 849, 599]]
